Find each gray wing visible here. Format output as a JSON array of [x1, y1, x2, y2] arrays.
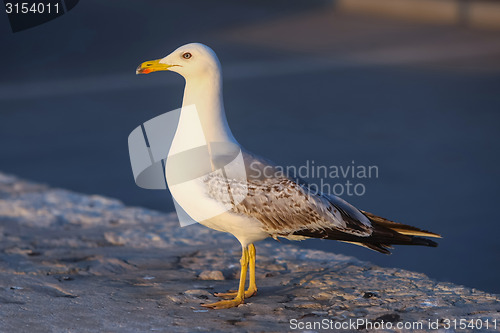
[[204, 148, 373, 237]]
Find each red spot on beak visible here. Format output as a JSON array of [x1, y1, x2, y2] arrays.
[[136, 65, 152, 74]]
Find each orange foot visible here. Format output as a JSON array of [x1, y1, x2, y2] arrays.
[[201, 297, 244, 309]]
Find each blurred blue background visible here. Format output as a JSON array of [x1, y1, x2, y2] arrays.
[[1, 0, 499, 294]]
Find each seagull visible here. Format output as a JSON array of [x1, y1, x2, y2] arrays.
[[136, 43, 441, 309]]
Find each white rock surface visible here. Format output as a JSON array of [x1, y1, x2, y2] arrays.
[[0, 172, 499, 332]]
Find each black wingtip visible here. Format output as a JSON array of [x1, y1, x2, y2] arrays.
[[412, 237, 439, 247]]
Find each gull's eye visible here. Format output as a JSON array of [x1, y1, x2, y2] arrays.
[[182, 52, 192, 59]]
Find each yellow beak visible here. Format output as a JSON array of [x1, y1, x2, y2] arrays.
[[136, 59, 172, 74]]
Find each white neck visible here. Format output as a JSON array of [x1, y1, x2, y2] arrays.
[[181, 73, 237, 145]]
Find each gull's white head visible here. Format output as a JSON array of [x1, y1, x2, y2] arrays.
[[136, 43, 221, 80]]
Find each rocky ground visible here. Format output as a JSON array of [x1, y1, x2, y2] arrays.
[[0, 172, 499, 332]]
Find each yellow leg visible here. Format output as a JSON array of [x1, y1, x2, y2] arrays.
[[215, 244, 258, 299], [247, 243, 258, 297], [202, 246, 249, 309]]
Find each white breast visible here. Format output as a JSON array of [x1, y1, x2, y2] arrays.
[[165, 105, 269, 246]]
